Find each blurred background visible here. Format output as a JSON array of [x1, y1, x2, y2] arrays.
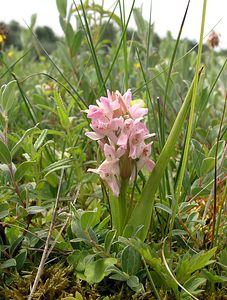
[[0, 0, 227, 50]]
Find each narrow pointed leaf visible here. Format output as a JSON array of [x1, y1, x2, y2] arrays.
[[127, 72, 201, 240]]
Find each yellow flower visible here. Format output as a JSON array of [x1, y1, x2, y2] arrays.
[[133, 63, 140, 69], [7, 50, 14, 58], [0, 34, 6, 44]]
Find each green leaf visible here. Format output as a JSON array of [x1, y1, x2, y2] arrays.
[[26, 206, 46, 215], [121, 246, 141, 275], [104, 229, 116, 253], [9, 236, 24, 256], [57, 41, 74, 70], [208, 140, 225, 158], [126, 275, 144, 292], [65, 22, 74, 48], [0, 203, 10, 219], [190, 247, 217, 273], [0, 80, 17, 113], [181, 276, 206, 298], [0, 140, 11, 164], [201, 157, 215, 175], [0, 258, 16, 269], [42, 158, 75, 175], [11, 125, 40, 157], [53, 92, 70, 129], [133, 8, 146, 36], [15, 249, 27, 271], [80, 209, 100, 230], [154, 203, 172, 215], [71, 30, 83, 56], [84, 258, 117, 284], [34, 129, 48, 151], [184, 276, 206, 292], [202, 269, 227, 283], [108, 265, 129, 281], [75, 291, 83, 300], [176, 247, 217, 283], [56, 0, 67, 18], [14, 161, 36, 181], [30, 14, 37, 29]]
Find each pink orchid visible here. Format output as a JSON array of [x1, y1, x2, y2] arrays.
[[88, 156, 120, 197], [86, 89, 155, 195], [128, 103, 148, 119]]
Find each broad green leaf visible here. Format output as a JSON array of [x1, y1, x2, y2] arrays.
[[0, 140, 11, 164], [84, 258, 117, 284], [189, 247, 217, 274], [121, 246, 141, 276], [80, 209, 100, 230], [201, 157, 215, 175]]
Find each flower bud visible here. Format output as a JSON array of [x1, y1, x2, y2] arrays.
[[207, 31, 219, 49]]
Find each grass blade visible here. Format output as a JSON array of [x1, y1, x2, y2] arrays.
[[76, 0, 106, 93]]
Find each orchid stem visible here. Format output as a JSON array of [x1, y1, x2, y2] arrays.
[[118, 179, 128, 235], [109, 179, 128, 236]]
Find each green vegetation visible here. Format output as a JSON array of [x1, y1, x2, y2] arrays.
[[0, 1, 226, 299]]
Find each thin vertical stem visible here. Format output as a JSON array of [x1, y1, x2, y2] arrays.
[[28, 169, 64, 299], [119, 0, 128, 90]]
